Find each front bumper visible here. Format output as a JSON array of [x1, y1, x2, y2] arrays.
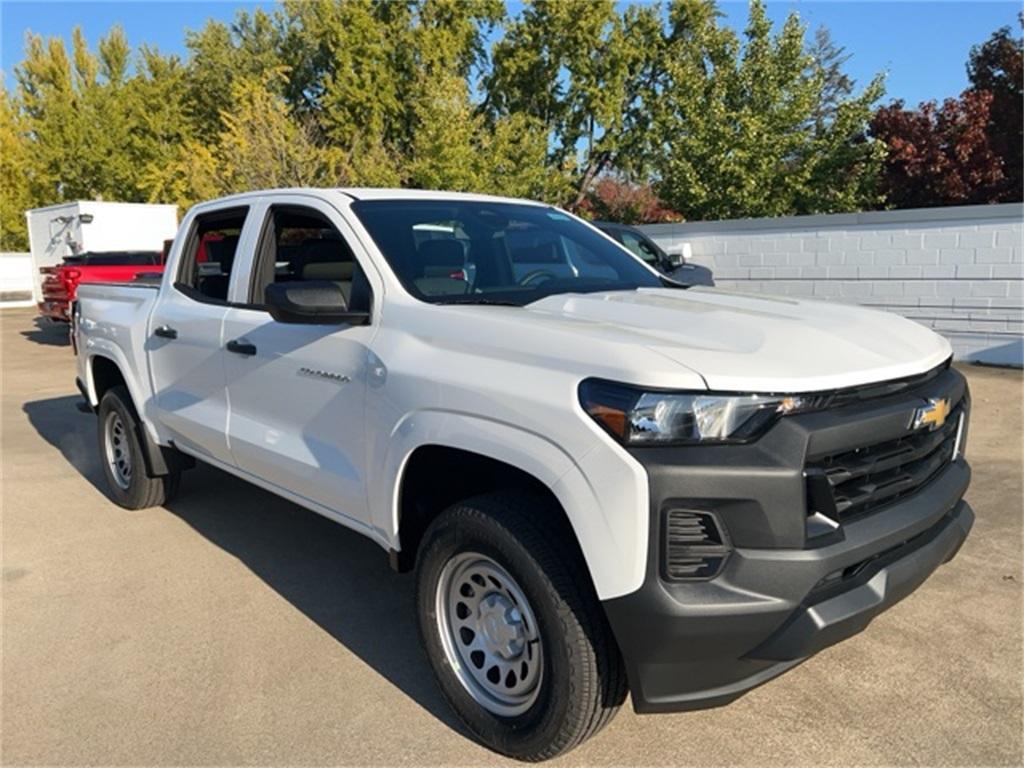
[[602, 365, 973, 713]]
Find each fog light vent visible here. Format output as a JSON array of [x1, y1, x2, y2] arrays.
[[663, 510, 730, 581]]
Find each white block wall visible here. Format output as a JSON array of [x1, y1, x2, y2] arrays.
[[642, 203, 1024, 365], [0, 252, 33, 304]]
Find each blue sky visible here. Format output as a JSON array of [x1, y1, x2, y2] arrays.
[[1, 1, 1020, 107]]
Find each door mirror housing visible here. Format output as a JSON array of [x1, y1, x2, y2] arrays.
[[264, 281, 370, 325], [666, 242, 693, 267]]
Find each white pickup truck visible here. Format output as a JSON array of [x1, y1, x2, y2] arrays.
[[74, 188, 973, 760]]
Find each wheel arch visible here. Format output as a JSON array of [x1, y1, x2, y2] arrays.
[[391, 444, 582, 573], [90, 354, 129, 405], [379, 411, 648, 601], [87, 352, 191, 477]]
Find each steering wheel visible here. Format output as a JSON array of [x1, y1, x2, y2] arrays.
[[518, 269, 557, 287]]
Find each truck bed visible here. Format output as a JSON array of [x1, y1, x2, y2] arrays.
[[75, 282, 160, 418]]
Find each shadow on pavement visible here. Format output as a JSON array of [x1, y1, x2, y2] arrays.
[[20, 317, 71, 347], [22, 394, 464, 736]]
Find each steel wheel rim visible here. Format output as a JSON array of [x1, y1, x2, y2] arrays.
[[435, 552, 544, 717], [103, 411, 132, 490]]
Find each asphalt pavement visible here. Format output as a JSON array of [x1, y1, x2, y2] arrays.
[[2, 307, 1021, 765]]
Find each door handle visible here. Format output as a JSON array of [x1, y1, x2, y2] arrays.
[[226, 339, 257, 356], [153, 325, 177, 339]]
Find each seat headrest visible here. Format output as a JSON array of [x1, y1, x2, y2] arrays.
[[302, 261, 354, 282], [417, 239, 464, 275], [510, 240, 560, 264], [300, 238, 348, 265], [205, 235, 240, 270]]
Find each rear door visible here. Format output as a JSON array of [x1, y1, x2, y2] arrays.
[[148, 206, 254, 466], [220, 195, 380, 526]]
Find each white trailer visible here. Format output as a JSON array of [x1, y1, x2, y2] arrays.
[[25, 201, 178, 303]]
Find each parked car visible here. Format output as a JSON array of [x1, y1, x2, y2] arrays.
[[593, 221, 714, 286], [39, 251, 163, 322], [73, 189, 972, 761]]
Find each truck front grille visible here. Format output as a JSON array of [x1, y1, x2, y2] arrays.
[[805, 402, 964, 522]]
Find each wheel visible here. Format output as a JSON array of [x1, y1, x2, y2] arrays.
[[415, 491, 627, 761], [97, 385, 180, 509]]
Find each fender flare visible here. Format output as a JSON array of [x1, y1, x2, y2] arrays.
[[376, 409, 647, 600], [85, 348, 190, 476]]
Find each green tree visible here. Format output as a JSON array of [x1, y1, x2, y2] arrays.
[[217, 71, 348, 192], [2, 0, 881, 226], [651, 0, 884, 220], [183, 9, 286, 138], [16, 31, 92, 202], [406, 71, 565, 198], [486, 0, 663, 208], [0, 87, 32, 249], [150, 70, 348, 208], [408, 72, 482, 190], [13, 26, 191, 207]]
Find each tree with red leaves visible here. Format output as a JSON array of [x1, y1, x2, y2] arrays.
[[870, 21, 1022, 208], [869, 90, 1006, 208], [578, 177, 683, 225], [968, 19, 1023, 201]]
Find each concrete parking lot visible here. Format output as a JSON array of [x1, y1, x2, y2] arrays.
[[1, 305, 1021, 766]]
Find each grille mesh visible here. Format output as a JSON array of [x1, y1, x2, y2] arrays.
[[663, 510, 729, 580], [806, 403, 963, 522]]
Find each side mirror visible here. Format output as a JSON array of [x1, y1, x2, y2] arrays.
[[666, 243, 692, 267], [265, 280, 369, 325]]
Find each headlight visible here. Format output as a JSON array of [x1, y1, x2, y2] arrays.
[[579, 379, 813, 445]]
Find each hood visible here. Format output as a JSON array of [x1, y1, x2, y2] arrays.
[[525, 288, 951, 392]]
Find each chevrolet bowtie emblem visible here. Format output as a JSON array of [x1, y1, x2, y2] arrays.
[[912, 397, 951, 431]]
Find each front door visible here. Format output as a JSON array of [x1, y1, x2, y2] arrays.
[[221, 197, 378, 526]]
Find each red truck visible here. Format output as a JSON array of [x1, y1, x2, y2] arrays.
[[38, 250, 165, 322]]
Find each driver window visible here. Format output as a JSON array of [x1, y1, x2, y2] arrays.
[[249, 205, 372, 313], [620, 231, 660, 265]]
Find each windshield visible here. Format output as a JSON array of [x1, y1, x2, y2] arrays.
[[350, 200, 663, 305]]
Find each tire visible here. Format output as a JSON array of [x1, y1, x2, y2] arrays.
[[97, 385, 180, 509], [415, 491, 627, 761]]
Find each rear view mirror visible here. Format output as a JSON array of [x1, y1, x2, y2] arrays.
[[265, 280, 369, 325]]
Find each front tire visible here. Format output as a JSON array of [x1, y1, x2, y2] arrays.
[[415, 491, 627, 761], [97, 385, 179, 509]]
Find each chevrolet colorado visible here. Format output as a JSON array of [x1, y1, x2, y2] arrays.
[[73, 189, 973, 761]]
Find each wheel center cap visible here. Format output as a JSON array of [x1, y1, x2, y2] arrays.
[[478, 594, 524, 658]]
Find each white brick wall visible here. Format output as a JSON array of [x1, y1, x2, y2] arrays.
[[0, 252, 33, 304], [642, 203, 1024, 365]]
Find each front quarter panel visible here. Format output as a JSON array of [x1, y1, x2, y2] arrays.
[[366, 300, 664, 601]]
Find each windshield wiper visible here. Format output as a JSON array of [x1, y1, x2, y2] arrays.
[[435, 297, 524, 307], [660, 275, 692, 289]]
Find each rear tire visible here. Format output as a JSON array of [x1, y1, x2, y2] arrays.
[[415, 491, 627, 761], [97, 385, 180, 509]]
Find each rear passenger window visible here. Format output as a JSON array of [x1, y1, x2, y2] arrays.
[[176, 207, 248, 303], [249, 205, 372, 314]]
